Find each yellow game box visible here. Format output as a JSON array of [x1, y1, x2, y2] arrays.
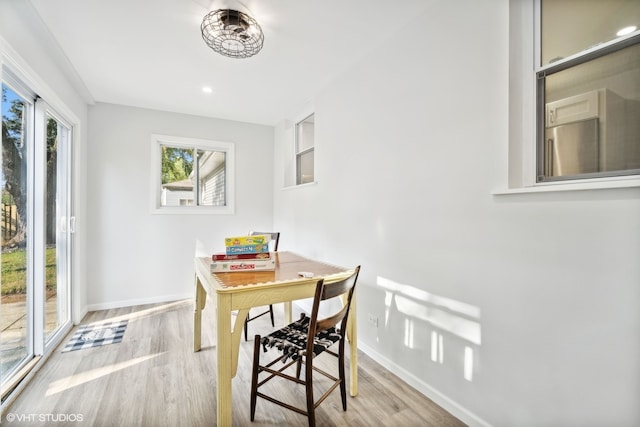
[[224, 235, 269, 247]]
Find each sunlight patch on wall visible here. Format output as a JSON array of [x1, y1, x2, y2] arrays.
[[431, 331, 444, 364], [378, 276, 481, 318], [378, 275, 481, 381], [464, 346, 474, 381], [404, 318, 415, 348], [378, 276, 481, 345]]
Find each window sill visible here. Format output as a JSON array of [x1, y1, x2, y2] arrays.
[[493, 176, 640, 195], [150, 206, 234, 215], [282, 181, 318, 191]]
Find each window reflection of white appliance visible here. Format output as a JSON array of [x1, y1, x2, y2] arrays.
[[544, 89, 640, 179], [545, 118, 599, 176]]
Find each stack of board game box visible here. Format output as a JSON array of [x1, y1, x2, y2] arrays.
[[210, 235, 275, 272]]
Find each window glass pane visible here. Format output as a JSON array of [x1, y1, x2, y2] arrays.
[[160, 145, 194, 207], [197, 149, 226, 206], [1, 83, 30, 379], [295, 114, 315, 153], [296, 150, 314, 184], [541, 0, 640, 65], [159, 145, 227, 207], [539, 42, 640, 180], [295, 114, 314, 185]]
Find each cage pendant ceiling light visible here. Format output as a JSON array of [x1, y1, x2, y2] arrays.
[[201, 9, 264, 59]]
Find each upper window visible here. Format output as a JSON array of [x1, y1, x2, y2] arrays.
[[295, 113, 315, 185], [150, 134, 234, 214], [536, 0, 640, 182]]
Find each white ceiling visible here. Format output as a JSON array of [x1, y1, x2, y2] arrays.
[[28, 0, 432, 126]]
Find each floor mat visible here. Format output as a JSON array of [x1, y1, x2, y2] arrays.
[[62, 320, 128, 352]]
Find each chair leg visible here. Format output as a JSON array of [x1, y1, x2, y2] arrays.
[[250, 335, 261, 421], [268, 304, 275, 326], [305, 357, 316, 427], [244, 312, 249, 341], [244, 306, 274, 341], [296, 357, 303, 379], [338, 340, 347, 411]]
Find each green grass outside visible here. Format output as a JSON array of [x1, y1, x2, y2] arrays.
[[1, 248, 57, 295]]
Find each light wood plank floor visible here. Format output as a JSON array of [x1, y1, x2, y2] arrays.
[[3, 299, 465, 426]]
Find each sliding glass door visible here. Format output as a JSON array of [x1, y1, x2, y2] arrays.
[[1, 82, 33, 387], [41, 105, 72, 345], [1, 73, 73, 397]]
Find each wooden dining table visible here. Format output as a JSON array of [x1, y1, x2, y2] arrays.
[[193, 251, 358, 426]]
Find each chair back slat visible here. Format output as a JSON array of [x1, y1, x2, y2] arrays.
[[307, 266, 360, 347], [316, 306, 349, 332], [321, 274, 356, 300]]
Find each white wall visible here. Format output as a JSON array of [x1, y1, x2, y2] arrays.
[[274, 1, 640, 426], [86, 103, 274, 308]]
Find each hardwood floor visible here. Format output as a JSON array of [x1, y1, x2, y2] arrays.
[[3, 299, 465, 426]]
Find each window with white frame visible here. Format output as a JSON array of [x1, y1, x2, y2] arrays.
[[295, 113, 315, 185], [508, 0, 640, 190], [150, 134, 234, 214], [536, 0, 640, 183]]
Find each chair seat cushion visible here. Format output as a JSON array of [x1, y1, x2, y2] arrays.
[[260, 315, 341, 361]]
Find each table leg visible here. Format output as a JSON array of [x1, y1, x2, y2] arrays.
[[283, 301, 293, 324], [231, 308, 248, 375], [347, 289, 358, 396], [193, 276, 206, 352], [216, 292, 233, 426]]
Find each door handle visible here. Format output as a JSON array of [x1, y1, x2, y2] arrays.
[[69, 216, 76, 234]]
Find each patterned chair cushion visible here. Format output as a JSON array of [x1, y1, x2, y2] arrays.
[[260, 315, 341, 362]]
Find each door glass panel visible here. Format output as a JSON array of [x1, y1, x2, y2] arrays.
[[44, 113, 70, 342], [1, 83, 31, 381]]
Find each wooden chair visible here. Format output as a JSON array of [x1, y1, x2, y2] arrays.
[[243, 231, 280, 341], [250, 265, 361, 427]]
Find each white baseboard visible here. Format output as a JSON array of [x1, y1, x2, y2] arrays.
[[357, 341, 492, 427], [72, 306, 89, 325], [84, 293, 192, 312]]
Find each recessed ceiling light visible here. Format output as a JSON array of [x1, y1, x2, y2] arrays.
[[617, 25, 637, 37], [202, 86, 213, 94]]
